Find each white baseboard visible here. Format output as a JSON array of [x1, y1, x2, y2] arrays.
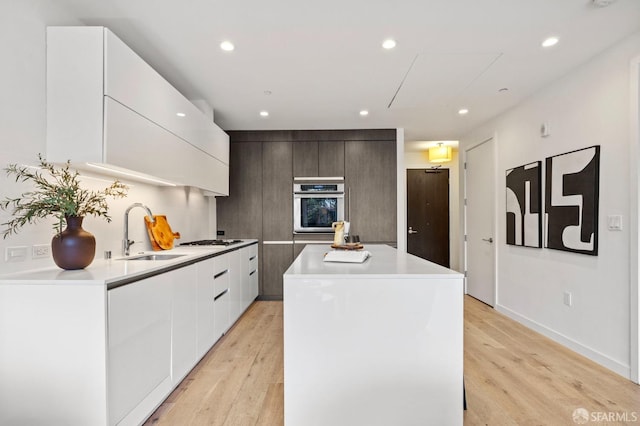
[[495, 304, 631, 380]]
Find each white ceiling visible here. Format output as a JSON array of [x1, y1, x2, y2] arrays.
[[53, 0, 640, 142]]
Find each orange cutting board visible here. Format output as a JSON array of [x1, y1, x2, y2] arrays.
[[144, 215, 181, 250]]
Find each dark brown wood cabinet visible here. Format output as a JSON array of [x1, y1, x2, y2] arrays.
[[219, 129, 396, 300], [261, 243, 294, 300], [293, 140, 345, 178], [216, 141, 262, 240], [293, 141, 318, 177], [345, 139, 397, 243], [262, 141, 293, 241], [319, 140, 345, 177]]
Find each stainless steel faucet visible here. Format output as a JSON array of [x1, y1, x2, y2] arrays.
[[123, 203, 155, 256]]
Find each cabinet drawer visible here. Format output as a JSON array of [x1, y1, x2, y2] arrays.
[[213, 269, 230, 296], [214, 253, 230, 275], [213, 254, 230, 295], [248, 255, 258, 273], [246, 244, 258, 271], [213, 290, 230, 337]]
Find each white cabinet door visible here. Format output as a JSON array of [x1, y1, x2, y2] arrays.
[[108, 275, 172, 425], [104, 29, 229, 165], [213, 254, 231, 338], [171, 266, 199, 383], [46, 26, 229, 194], [196, 258, 216, 359], [46, 26, 105, 163], [104, 97, 229, 194], [229, 249, 243, 323]]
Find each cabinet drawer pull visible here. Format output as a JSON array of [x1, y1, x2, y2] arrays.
[[249, 270, 257, 276], [214, 288, 229, 301], [249, 255, 256, 261], [214, 269, 229, 279]]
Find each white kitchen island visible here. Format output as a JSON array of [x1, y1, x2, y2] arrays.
[[283, 244, 464, 426]]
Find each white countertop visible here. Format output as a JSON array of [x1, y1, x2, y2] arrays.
[[0, 240, 258, 287], [284, 244, 463, 279]]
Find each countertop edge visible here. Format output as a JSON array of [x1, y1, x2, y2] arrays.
[[0, 240, 259, 287]]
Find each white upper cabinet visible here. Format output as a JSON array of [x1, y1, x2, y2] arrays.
[[46, 26, 229, 195]]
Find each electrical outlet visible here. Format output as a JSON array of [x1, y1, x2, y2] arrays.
[[32, 244, 51, 259], [5, 246, 28, 262], [563, 291, 572, 307]]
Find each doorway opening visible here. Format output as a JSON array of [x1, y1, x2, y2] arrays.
[[407, 168, 450, 267]]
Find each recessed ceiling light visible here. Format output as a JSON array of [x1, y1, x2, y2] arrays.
[[260, 111, 269, 117], [359, 110, 369, 116], [176, 112, 186, 117], [542, 37, 559, 48], [220, 41, 235, 51], [382, 39, 396, 49], [458, 108, 469, 115]]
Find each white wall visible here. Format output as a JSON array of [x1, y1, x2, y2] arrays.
[[404, 150, 461, 272], [0, 1, 216, 274], [460, 31, 640, 378]]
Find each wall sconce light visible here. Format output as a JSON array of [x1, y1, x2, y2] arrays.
[[428, 143, 452, 163]]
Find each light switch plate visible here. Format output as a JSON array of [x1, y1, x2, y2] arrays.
[[607, 215, 622, 231], [5, 246, 28, 262]]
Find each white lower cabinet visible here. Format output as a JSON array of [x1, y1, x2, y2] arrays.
[[0, 243, 258, 426], [106, 243, 258, 426], [196, 258, 216, 359], [108, 274, 172, 426], [229, 250, 243, 322], [241, 244, 259, 311], [213, 254, 231, 338], [170, 265, 199, 384]]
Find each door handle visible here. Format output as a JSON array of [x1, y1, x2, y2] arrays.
[[408, 227, 418, 234], [482, 237, 494, 243]]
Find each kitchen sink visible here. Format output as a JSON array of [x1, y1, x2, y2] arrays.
[[122, 254, 186, 261]]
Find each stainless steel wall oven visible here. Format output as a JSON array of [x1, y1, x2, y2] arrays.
[[293, 180, 345, 233]]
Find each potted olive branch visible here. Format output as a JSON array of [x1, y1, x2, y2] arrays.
[[1, 154, 128, 269]]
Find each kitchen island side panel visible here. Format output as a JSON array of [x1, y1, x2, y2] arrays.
[[283, 274, 463, 426], [0, 283, 108, 426]]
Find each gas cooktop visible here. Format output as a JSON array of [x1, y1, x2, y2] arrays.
[[180, 239, 244, 246]]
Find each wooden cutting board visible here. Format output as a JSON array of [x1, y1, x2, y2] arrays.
[[144, 215, 181, 250]]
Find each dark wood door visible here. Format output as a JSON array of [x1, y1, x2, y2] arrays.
[[407, 169, 450, 267]]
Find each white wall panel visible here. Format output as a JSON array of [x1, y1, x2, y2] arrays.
[[459, 31, 640, 378]]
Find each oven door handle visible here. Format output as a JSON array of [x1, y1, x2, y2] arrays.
[[294, 192, 345, 197]]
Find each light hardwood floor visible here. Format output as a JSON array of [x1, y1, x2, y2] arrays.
[[145, 297, 640, 425]]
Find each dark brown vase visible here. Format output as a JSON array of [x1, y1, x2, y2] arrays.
[[51, 216, 96, 270]]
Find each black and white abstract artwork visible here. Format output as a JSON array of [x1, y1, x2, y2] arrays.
[[545, 146, 600, 256], [506, 161, 542, 247]]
